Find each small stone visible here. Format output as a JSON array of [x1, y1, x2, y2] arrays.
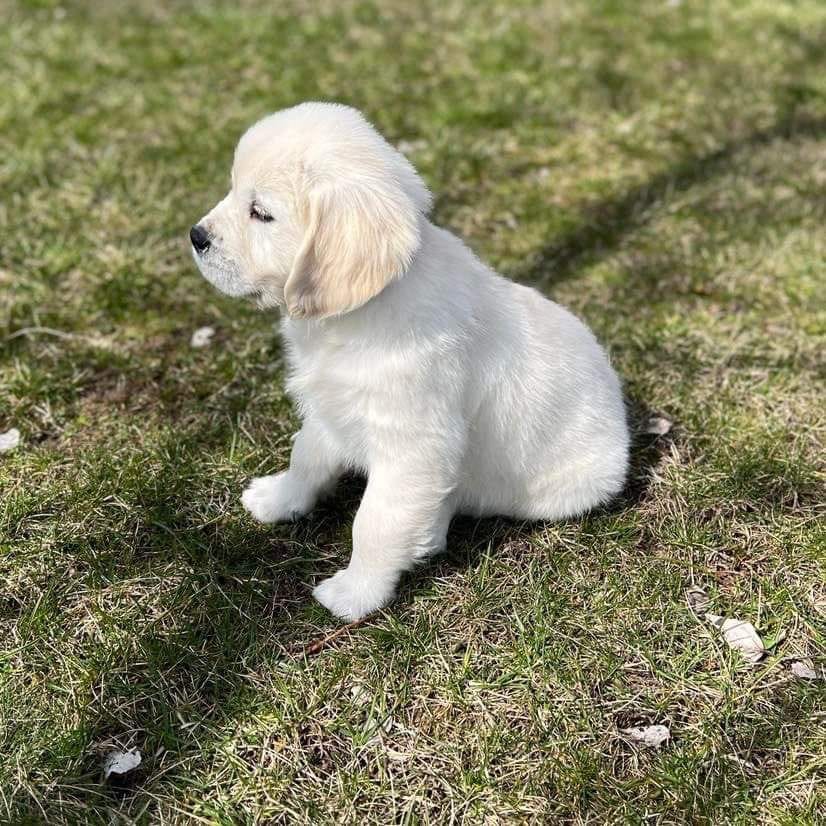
[[102, 749, 141, 780], [621, 724, 670, 747], [0, 428, 21, 453], [645, 416, 672, 436], [790, 660, 818, 680], [190, 326, 215, 348]]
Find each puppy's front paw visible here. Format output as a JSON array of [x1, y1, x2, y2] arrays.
[[313, 568, 397, 622], [240, 472, 314, 524]]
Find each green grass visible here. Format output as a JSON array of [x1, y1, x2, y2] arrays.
[[1, 0, 825, 822]]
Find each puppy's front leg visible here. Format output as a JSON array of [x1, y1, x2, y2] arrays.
[[313, 459, 456, 621], [241, 419, 342, 523]]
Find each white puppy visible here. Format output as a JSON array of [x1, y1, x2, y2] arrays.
[[191, 102, 629, 621]]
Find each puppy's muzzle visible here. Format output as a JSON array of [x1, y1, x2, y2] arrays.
[[190, 224, 211, 254]]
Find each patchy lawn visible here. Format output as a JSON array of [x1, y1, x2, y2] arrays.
[[1, 0, 824, 822]]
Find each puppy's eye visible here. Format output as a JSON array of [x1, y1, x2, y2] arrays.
[[250, 202, 274, 222]]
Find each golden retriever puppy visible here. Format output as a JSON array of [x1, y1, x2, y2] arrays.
[[191, 102, 629, 621]]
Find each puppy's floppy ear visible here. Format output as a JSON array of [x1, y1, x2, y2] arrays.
[[284, 170, 424, 319]]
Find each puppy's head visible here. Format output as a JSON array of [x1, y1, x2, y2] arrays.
[[190, 102, 432, 318]]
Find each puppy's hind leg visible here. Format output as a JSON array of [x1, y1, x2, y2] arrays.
[[241, 419, 342, 523]]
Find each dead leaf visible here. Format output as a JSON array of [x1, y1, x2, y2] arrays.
[[707, 614, 765, 664], [687, 586, 711, 615], [190, 326, 215, 348], [0, 428, 20, 453], [102, 748, 141, 780], [790, 660, 818, 680], [350, 684, 371, 706], [645, 416, 672, 436], [621, 724, 670, 748]]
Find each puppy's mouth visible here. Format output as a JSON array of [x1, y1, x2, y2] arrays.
[[189, 246, 283, 309], [191, 247, 257, 299]]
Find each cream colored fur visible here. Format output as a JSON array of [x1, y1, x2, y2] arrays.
[[192, 102, 630, 621]]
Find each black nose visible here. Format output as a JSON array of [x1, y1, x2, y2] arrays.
[[190, 224, 211, 253]]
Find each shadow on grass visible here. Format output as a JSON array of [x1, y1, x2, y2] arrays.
[[402, 393, 675, 596], [43, 391, 674, 812], [514, 112, 825, 292]]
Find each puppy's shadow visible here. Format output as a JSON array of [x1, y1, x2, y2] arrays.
[[391, 394, 675, 607], [612, 395, 676, 510]]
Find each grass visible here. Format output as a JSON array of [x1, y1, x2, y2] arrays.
[[1, 0, 824, 822]]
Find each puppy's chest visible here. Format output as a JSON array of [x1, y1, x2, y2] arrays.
[[284, 342, 380, 447]]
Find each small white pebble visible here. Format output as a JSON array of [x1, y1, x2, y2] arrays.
[[621, 724, 670, 748], [707, 614, 766, 664], [102, 748, 141, 779], [0, 428, 21, 453], [350, 684, 371, 706], [190, 326, 215, 348], [791, 660, 819, 680], [645, 416, 672, 436]]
